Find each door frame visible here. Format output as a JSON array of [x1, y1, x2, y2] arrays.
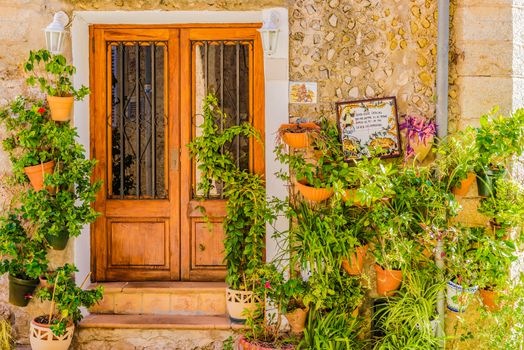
[[71, 9, 289, 284]]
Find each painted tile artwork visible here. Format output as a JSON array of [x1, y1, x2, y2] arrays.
[[337, 97, 401, 160], [289, 82, 317, 104]]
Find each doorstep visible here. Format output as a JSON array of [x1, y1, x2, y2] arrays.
[[80, 314, 243, 330]]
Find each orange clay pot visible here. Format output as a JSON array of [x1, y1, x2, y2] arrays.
[[480, 289, 502, 312], [237, 336, 295, 350], [342, 188, 363, 206], [295, 181, 334, 202], [24, 161, 55, 191], [285, 307, 308, 334], [279, 123, 320, 149], [342, 245, 368, 275], [374, 264, 403, 296], [452, 172, 476, 196], [47, 95, 74, 122]]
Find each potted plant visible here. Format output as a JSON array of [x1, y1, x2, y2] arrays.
[[435, 127, 479, 196], [0, 97, 56, 191], [399, 115, 437, 162], [475, 109, 524, 197], [277, 120, 321, 149], [188, 95, 268, 322], [30, 264, 103, 350], [24, 49, 90, 121], [0, 214, 48, 307]]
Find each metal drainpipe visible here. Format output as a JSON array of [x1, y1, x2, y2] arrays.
[[436, 0, 450, 347]]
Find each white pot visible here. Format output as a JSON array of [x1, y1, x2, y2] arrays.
[[30, 318, 75, 350], [225, 288, 259, 323], [446, 281, 478, 313]]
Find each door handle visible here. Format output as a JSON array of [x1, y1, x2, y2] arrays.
[[171, 148, 180, 172]]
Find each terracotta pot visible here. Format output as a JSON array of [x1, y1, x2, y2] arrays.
[[452, 172, 476, 196], [237, 336, 295, 350], [47, 95, 74, 122], [411, 136, 434, 162], [285, 307, 308, 334], [342, 245, 368, 275], [24, 160, 55, 191], [480, 289, 501, 312], [30, 318, 74, 350], [279, 123, 320, 149], [446, 281, 478, 313], [374, 264, 402, 296], [226, 288, 259, 323], [341, 188, 362, 206], [295, 181, 333, 202]]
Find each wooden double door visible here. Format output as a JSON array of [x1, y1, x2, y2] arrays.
[[89, 25, 264, 282]]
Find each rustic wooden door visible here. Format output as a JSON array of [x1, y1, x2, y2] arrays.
[[90, 25, 264, 282]]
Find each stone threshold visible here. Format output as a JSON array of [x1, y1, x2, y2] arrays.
[[80, 314, 243, 330], [88, 281, 227, 293]]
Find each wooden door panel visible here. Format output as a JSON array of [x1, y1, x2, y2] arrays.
[[193, 219, 226, 267]]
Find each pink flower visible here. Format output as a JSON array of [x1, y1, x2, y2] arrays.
[[24, 293, 33, 300], [37, 107, 46, 115], [264, 281, 271, 289]]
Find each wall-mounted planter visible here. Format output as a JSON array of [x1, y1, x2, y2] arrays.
[[342, 245, 368, 275], [47, 95, 74, 122], [446, 281, 478, 313], [411, 135, 434, 162], [374, 265, 402, 296], [480, 289, 502, 312], [45, 230, 69, 250], [279, 123, 320, 149], [24, 161, 55, 192], [285, 307, 308, 334], [8, 274, 39, 307], [452, 172, 476, 196], [476, 168, 505, 197], [295, 181, 333, 202], [226, 288, 259, 323], [30, 317, 74, 350]]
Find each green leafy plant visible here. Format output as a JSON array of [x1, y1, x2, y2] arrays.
[[0, 214, 48, 280], [478, 177, 524, 231], [24, 49, 90, 99], [36, 264, 103, 336], [444, 226, 483, 287]]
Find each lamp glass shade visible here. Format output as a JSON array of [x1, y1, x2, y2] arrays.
[[259, 28, 279, 56], [45, 29, 66, 54]]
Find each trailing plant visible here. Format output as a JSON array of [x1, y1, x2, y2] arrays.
[[0, 213, 48, 280], [36, 264, 103, 336], [304, 271, 365, 312], [24, 49, 90, 99], [444, 226, 483, 287], [478, 177, 524, 231]]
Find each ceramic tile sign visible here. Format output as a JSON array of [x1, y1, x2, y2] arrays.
[[336, 97, 402, 160], [289, 82, 317, 104]]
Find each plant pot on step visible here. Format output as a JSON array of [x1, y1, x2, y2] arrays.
[[30, 316, 74, 350], [237, 336, 295, 350], [446, 281, 478, 313], [279, 122, 320, 149], [295, 181, 334, 202], [480, 289, 503, 312], [45, 230, 69, 250], [226, 288, 259, 323], [411, 135, 434, 162], [8, 274, 39, 307], [452, 172, 476, 196], [47, 95, 74, 122], [476, 168, 505, 197], [24, 160, 55, 192], [285, 307, 308, 334], [342, 245, 368, 275], [374, 265, 402, 296]]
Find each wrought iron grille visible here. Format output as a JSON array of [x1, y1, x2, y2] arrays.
[[192, 40, 254, 199], [107, 41, 168, 199]]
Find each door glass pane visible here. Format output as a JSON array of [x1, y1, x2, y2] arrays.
[[108, 41, 167, 199], [192, 40, 252, 199]]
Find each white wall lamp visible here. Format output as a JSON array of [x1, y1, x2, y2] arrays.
[[45, 11, 70, 54], [258, 10, 280, 57]]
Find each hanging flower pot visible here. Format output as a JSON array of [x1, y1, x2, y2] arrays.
[[411, 135, 434, 162], [476, 168, 505, 197], [295, 181, 334, 202], [30, 316, 74, 350], [237, 336, 295, 350], [374, 264, 402, 296], [285, 307, 308, 334], [8, 274, 39, 307], [45, 230, 69, 251], [446, 281, 478, 313], [24, 160, 55, 191], [47, 95, 74, 122], [342, 245, 368, 275], [226, 288, 259, 323], [452, 172, 476, 196], [278, 122, 320, 149], [480, 289, 502, 312]]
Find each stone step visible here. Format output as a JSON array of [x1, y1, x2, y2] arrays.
[[88, 282, 227, 316]]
